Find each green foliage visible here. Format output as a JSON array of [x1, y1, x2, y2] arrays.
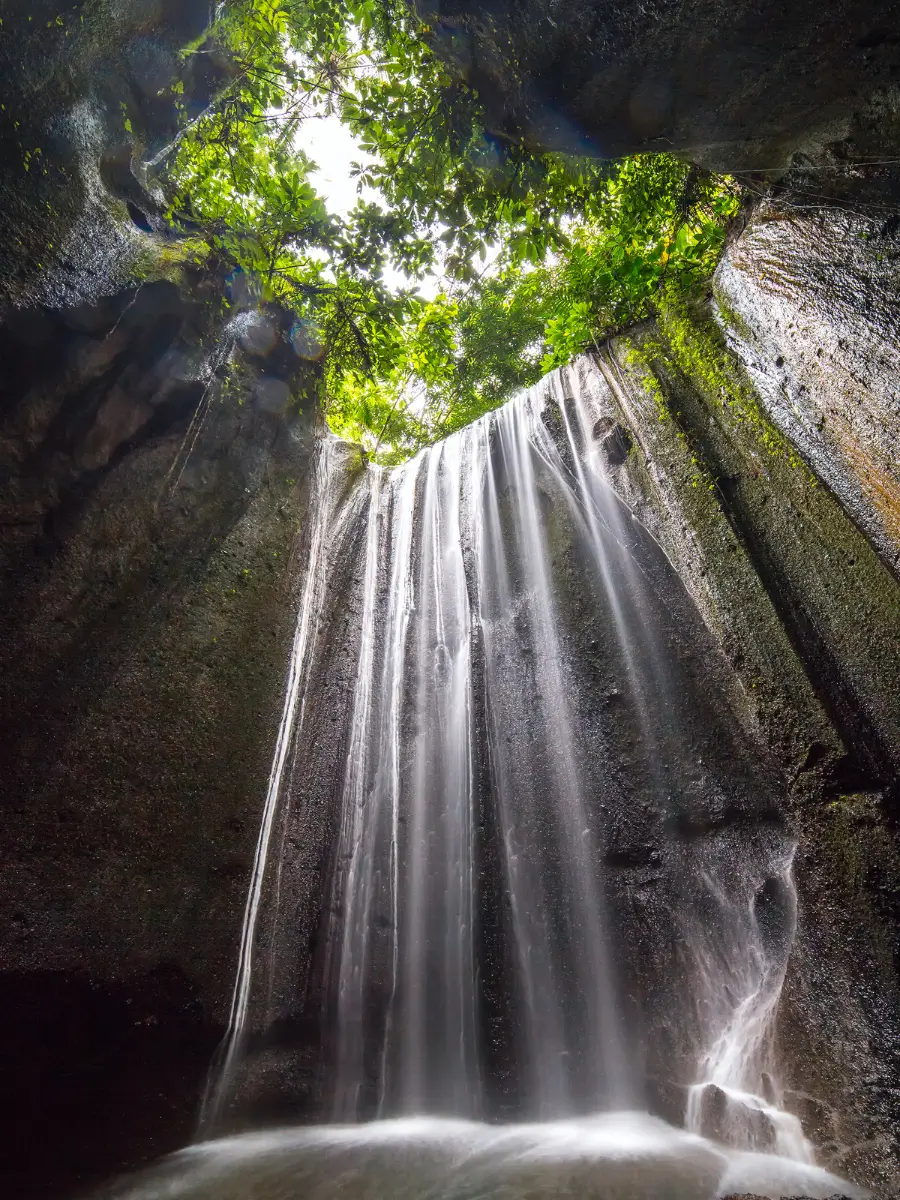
[[156, 0, 743, 463], [164, 0, 435, 410], [387, 159, 739, 456], [537, 159, 740, 370], [619, 289, 812, 491], [655, 291, 808, 472]]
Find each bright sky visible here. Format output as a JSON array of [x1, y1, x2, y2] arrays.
[[295, 110, 504, 432], [297, 112, 443, 299], [300, 113, 372, 218]]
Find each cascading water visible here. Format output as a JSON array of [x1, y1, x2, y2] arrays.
[[199, 438, 350, 1132], [684, 850, 813, 1161], [333, 437, 481, 1118], [174, 362, 864, 1200]]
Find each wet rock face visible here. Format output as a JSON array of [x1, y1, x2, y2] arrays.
[[417, 0, 900, 189], [574, 239, 900, 1190], [0, 277, 325, 1195], [0, 0, 219, 307], [716, 207, 900, 576]]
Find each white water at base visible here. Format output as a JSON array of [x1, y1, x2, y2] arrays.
[[98, 1115, 867, 1200]]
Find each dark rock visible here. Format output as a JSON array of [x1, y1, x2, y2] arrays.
[[601, 422, 632, 467], [255, 377, 292, 414], [0, 274, 327, 1196], [419, 0, 900, 197], [691, 1083, 779, 1153], [716, 207, 900, 579], [73, 386, 154, 470], [0, 968, 221, 1199], [0, 1, 218, 308], [238, 314, 281, 358]]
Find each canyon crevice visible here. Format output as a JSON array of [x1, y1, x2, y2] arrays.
[[1, 4, 899, 1200]]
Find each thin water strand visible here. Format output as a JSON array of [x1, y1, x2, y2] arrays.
[[199, 438, 339, 1132]]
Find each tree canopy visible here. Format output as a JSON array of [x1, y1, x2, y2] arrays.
[[156, 0, 740, 463]]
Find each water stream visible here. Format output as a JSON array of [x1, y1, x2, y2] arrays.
[[139, 364, 861, 1199], [199, 438, 345, 1132]]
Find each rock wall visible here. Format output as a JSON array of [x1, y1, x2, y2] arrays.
[[0, 4, 899, 1199], [716, 207, 900, 574], [417, 0, 900, 198], [575, 205, 900, 1193], [0, 0, 222, 308], [0, 271, 330, 1196], [3, 219, 900, 1200]]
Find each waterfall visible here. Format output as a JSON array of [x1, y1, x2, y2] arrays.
[[200, 438, 344, 1131], [321, 437, 479, 1117], [322, 388, 635, 1120], [684, 851, 814, 1161], [328, 446, 481, 1118], [467, 394, 630, 1114], [200, 363, 838, 1181]]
